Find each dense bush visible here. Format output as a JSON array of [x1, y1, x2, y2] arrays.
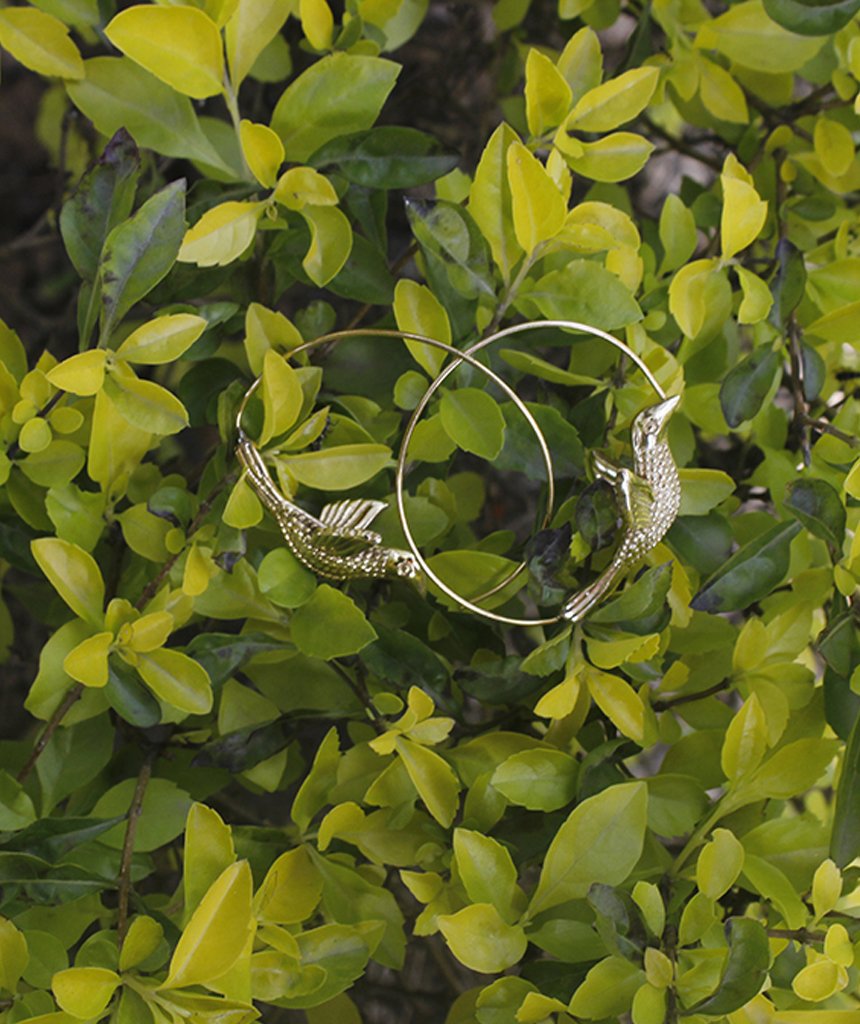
[[0, 0, 858, 1021]]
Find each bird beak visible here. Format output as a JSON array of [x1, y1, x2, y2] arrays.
[[652, 394, 680, 429]]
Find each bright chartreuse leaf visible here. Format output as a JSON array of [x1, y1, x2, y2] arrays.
[[394, 736, 459, 827], [528, 781, 648, 916], [178, 200, 264, 268], [225, 0, 291, 87], [31, 537, 105, 627], [506, 141, 566, 253], [695, 1, 826, 73], [0, 7, 83, 79], [565, 66, 659, 133], [136, 648, 214, 715], [469, 122, 522, 282], [278, 444, 391, 490], [53, 967, 120, 1019], [115, 314, 207, 365], [439, 388, 505, 461], [393, 278, 451, 377], [437, 904, 527, 974], [524, 48, 572, 136], [104, 5, 225, 99]]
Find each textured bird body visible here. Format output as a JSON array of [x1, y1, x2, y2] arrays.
[[236, 435, 419, 582], [562, 397, 681, 623]]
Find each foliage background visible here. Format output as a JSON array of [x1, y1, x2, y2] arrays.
[[0, 1, 859, 1023]]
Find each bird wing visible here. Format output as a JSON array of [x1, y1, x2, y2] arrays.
[[319, 498, 388, 532], [592, 451, 621, 485], [618, 469, 655, 530]]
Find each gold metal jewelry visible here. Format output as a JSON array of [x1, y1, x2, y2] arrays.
[[235, 328, 556, 585], [395, 319, 682, 627]]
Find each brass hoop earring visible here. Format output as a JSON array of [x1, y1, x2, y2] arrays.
[[395, 319, 682, 627], [235, 328, 556, 587]]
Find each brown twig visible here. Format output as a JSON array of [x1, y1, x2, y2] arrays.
[[768, 927, 826, 943], [16, 683, 84, 784], [787, 316, 812, 467], [117, 749, 157, 945], [640, 116, 723, 173], [653, 679, 730, 711], [804, 417, 859, 448], [342, 242, 419, 334]]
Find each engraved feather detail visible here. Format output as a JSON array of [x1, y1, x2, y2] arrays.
[[562, 396, 681, 623], [236, 435, 419, 582]]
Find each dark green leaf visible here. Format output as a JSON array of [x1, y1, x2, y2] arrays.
[[326, 233, 394, 304], [687, 918, 769, 1015], [178, 358, 242, 427], [576, 482, 619, 552], [360, 626, 448, 690], [0, 852, 109, 905], [824, 664, 860, 740], [183, 632, 284, 689], [0, 817, 123, 858], [785, 477, 846, 547], [496, 402, 585, 481], [832, 710, 860, 866], [667, 513, 735, 578], [0, 519, 38, 573], [719, 348, 780, 428], [819, 613, 859, 677], [691, 521, 801, 613], [763, 0, 860, 35], [99, 179, 186, 340], [456, 657, 548, 705], [526, 526, 571, 606], [193, 720, 292, 773], [105, 658, 161, 728], [800, 343, 826, 402], [311, 127, 458, 188], [768, 238, 807, 327], [147, 486, 196, 527], [60, 128, 140, 282]]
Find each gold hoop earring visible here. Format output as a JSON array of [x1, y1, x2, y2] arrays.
[[395, 319, 682, 627], [235, 328, 556, 587]]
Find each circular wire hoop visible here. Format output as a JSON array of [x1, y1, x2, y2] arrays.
[[235, 327, 557, 595], [395, 318, 668, 627]]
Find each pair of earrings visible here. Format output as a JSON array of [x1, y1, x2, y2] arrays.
[[236, 319, 681, 628]]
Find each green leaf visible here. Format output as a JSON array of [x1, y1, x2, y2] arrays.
[[300, 205, 353, 287], [163, 861, 253, 989], [225, 0, 291, 87], [105, 657, 161, 728], [291, 585, 377, 659], [103, 372, 189, 436], [563, 132, 654, 183], [255, 846, 323, 925], [785, 478, 846, 547], [279, 444, 391, 491], [405, 199, 495, 301], [0, 917, 28, 991], [522, 259, 642, 330], [659, 194, 697, 274], [115, 313, 207, 365], [525, 48, 572, 135], [694, 1, 826, 73], [491, 749, 578, 812], [832, 711, 860, 867], [565, 66, 659, 133], [568, 956, 644, 1019], [440, 388, 505, 461], [311, 126, 458, 188], [437, 904, 527, 974], [468, 122, 522, 282], [506, 141, 566, 253], [453, 829, 519, 920], [0, 771, 36, 831], [136, 648, 213, 715], [99, 179, 186, 340], [0, 851, 107, 902], [258, 549, 317, 609], [31, 537, 105, 627], [183, 803, 236, 920], [92, 777, 191, 851], [53, 967, 120, 1019], [588, 563, 672, 632], [0, 6, 83, 79], [749, 739, 838, 799], [528, 781, 648, 917], [769, 238, 807, 327], [691, 520, 801, 613], [271, 52, 400, 162], [66, 58, 231, 174], [806, 301, 860, 344], [677, 468, 736, 516], [395, 736, 459, 827], [688, 918, 769, 1015], [763, 0, 860, 36], [393, 277, 450, 377], [59, 129, 140, 282]]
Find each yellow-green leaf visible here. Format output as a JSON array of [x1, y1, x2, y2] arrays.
[[469, 122, 522, 281], [46, 350, 107, 397], [31, 537, 105, 627], [721, 174, 767, 260], [260, 350, 304, 445], [566, 66, 659, 133], [814, 117, 855, 179], [525, 48, 572, 136], [225, 0, 291, 88], [122, 611, 174, 653], [53, 967, 120, 1020], [586, 668, 646, 744], [300, 205, 353, 286], [299, 0, 334, 50], [239, 120, 285, 188], [280, 443, 391, 490], [105, 5, 225, 99], [291, 586, 377, 659], [137, 648, 213, 715], [178, 200, 264, 267], [393, 279, 451, 378], [0, 8, 83, 79], [736, 266, 773, 324], [115, 314, 207, 365], [244, 301, 304, 376], [0, 917, 28, 992], [63, 632, 113, 688], [696, 828, 745, 899], [162, 861, 253, 989], [437, 903, 526, 973], [119, 916, 164, 972], [223, 475, 264, 529], [677, 468, 735, 516], [668, 258, 719, 338], [395, 735, 459, 827], [439, 388, 505, 461], [104, 371, 189, 436], [695, 1, 825, 75], [506, 141, 566, 253], [254, 846, 323, 924], [721, 693, 767, 782], [184, 803, 236, 920], [699, 58, 749, 124], [563, 132, 654, 183], [274, 166, 338, 210]]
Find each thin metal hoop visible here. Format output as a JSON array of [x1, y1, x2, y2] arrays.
[[395, 319, 667, 628], [235, 327, 557, 594]]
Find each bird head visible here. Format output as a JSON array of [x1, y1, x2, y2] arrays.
[[388, 549, 421, 584], [632, 395, 680, 449]]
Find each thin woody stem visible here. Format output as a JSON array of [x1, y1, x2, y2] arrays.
[[16, 684, 84, 784], [117, 749, 156, 946]]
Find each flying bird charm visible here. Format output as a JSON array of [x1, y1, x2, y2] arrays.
[[236, 434, 420, 582], [562, 395, 681, 623]]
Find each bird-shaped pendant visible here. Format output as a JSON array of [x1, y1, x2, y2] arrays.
[[236, 435, 419, 582], [562, 395, 681, 622]]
